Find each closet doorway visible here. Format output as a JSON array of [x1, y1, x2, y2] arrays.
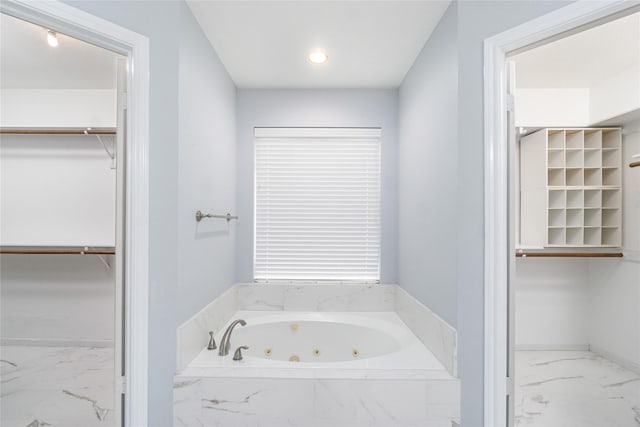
[[483, 2, 640, 427], [508, 9, 640, 427], [1, 13, 126, 426]]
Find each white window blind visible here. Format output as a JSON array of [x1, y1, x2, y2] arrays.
[[254, 127, 381, 282]]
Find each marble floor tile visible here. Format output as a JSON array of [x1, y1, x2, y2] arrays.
[[1, 345, 116, 427], [515, 350, 640, 427]]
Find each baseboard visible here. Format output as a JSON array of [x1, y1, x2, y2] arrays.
[[590, 345, 640, 375], [1, 338, 114, 348], [516, 344, 589, 351]]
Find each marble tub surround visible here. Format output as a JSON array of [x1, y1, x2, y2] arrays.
[[174, 376, 459, 427], [515, 350, 640, 427], [177, 285, 237, 371], [175, 284, 460, 426], [395, 287, 457, 376], [177, 283, 457, 375], [0, 345, 116, 427], [235, 283, 396, 311]]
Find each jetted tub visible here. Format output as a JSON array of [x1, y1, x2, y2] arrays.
[[185, 310, 452, 379]]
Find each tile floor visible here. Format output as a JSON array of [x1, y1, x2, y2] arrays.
[[515, 350, 640, 427], [1, 345, 116, 427]]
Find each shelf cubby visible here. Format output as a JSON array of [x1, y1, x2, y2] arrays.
[[566, 209, 583, 227], [602, 208, 620, 228], [566, 168, 583, 186], [602, 129, 621, 149], [566, 227, 583, 246], [602, 228, 621, 246], [548, 169, 565, 186], [548, 209, 565, 227], [602, 168, 620, 186], [584, 168, 602, 186], [584, 149, 601, 168], [584, 227, 602, 245], [566, 131, 583, 149], [548, 228, 565, 246], [548, 150, 565, 168], [584, 130, 601, 149], [602, 189, 621, 208], [602, 149, 619, 167], [566, 150, 583, 168], [584, 189, 601, 208], [549, 189, 566, 209], [566, 189, 583, 208], [548, 130, 565, 149], [584, 208, 601, 227]]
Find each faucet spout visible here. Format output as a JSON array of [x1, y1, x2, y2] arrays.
[[218, 319, 247, 356]]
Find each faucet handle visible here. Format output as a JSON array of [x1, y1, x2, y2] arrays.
[[207, 331, 217, 350], [233, 346, 249, 361]]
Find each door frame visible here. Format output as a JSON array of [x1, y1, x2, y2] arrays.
[[0, 1, 150, 425], [483, 1, 639, 426]]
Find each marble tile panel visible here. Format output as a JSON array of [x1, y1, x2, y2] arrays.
[[515, 350, 640, 427], [282, 284, 395, 311], [236, 283, 285, 310], [197, 377, 315, 426], [177, 285, 237, 372], [395, 287, 457, 376], [173, 377, 202, 427], [1, 345, 115, 427], [314, 379, 429, 426]]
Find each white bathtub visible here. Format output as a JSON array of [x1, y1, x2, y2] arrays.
[[185, 311, 451, 379]]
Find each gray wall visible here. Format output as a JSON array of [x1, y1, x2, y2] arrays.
[[177, 4, 236, 323], [398, 2, 458, 328], [455, 2, 569, 426], [61, 2, 237, 425], [397, 1, 571, 426], [235, 89, 398, 283]]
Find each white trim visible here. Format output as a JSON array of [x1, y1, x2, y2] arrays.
[[1, 338, 115, 348], [590, 345, 640, 375], [515, 344, 589, 351], [0, 2, 150, 426], [254, 127, 382, 139], [483, 2, 639, 427]]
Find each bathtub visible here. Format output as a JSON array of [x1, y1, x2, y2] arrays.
[[185, 310, 452, 379]]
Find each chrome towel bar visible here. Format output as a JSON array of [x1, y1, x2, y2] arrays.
[[195, 210, 238, 222]]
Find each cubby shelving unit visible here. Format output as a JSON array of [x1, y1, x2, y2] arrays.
[[520, 128, 622, 248]]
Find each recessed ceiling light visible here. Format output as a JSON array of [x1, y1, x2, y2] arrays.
[[47, 30, 59, 48], [307, 48, 328, 64]]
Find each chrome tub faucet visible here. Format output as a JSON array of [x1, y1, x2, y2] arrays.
[[219, 319, 247, 356]]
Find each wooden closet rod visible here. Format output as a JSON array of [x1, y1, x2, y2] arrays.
[[630, 161, 640, 168], [1, 128, 116, 135], [516, 252, 623, 258], [0, 246, 115, 255]]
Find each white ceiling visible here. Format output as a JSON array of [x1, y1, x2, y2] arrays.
[[0, 13, 121, 90], [186, 1, 451, 89], [512, 12, 640, 89]]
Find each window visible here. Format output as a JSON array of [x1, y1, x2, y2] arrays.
[[254, 127, 381, 282]]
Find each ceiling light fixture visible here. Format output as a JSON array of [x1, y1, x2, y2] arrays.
[[47, 30, 59, 48], [307, 48, 328, 64]]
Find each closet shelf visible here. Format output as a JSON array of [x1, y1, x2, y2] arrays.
[[515, 251, 623, 258], [0, 127, 116, 135], [0, 246, 115, 255]]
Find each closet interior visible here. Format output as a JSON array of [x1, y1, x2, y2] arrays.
[[511, 11, 640, 427], [0, 13, 124, 427]]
